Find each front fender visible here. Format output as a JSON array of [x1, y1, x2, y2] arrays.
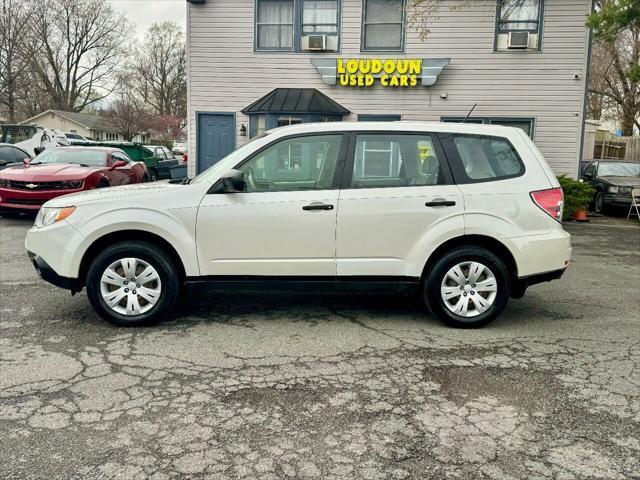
[[67, 206, 199, 277]]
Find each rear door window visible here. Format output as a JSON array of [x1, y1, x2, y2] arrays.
[[349, 134, 448, 188], [439, 133, 525, 183]]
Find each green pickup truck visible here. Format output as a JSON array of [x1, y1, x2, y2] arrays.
[[73, 142, 180, 181]]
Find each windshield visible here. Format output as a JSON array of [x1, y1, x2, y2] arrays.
[[65, 133, 83, 140], [33, 149, 107, 166], [598, 162, 640, 177], [190, 133, 270, 185]]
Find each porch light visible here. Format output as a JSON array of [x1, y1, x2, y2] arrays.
[[240, 124, 247, 136]]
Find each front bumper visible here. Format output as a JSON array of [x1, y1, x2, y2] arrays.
[[604, 193, 633, 207], [28, 251, 80, 291], [24, 218, 86, 281], [0, 187, 83, 211]]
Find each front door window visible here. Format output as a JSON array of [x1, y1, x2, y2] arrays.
[[238, 134, 343, 192]]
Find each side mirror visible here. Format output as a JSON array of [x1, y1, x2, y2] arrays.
[[582, 171, 592, 180], [111, 160, 127, 170], [23, 157, 31, 166], [210, 169, 246, 193], [0, 160, 7, 167]]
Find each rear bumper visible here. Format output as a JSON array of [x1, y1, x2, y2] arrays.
[[156, 160, 179, 179], [519, 267, 566, 287], [508, 228, 572, 278], [28, 251, 80, 291]]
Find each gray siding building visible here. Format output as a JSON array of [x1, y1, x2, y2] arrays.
[[187, 0, 592, 177]]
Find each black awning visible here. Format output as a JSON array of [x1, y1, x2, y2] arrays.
[[241, 88, 350, 116]]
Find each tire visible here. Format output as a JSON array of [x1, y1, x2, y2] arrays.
[[149, 169, 158, 182], [142, 174, 149, 183], [594, 190, 605, 214], [422, 246, 510, 328], [86, 241, 180, 327], [97, 180, 109, 188]]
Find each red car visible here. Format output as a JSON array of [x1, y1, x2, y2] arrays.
[[0, 147, 148, 213]]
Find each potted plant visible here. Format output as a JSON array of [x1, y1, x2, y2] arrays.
[[558, 175, 595, 221]]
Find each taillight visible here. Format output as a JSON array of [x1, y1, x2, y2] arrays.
[[182, 153, 188, 164], [530, 187, 563, 221]]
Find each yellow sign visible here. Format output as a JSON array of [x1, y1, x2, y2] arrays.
[[337, 58, 422, 87]]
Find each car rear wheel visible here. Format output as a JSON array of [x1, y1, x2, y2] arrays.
[[423, 246, 510, 328], [149, 169, 158, 182], [86, 242, 180, 327]]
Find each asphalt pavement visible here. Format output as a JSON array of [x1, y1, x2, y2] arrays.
[[0, 215, 639, 479]]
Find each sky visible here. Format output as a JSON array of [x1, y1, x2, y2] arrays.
[[108, 0, 186, 41]]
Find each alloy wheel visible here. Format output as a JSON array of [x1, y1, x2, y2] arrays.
[[99, 257, 162, 316], [440, 261, 498, 318]]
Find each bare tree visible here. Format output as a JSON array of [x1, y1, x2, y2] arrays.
[[588, 25, 640, 134], [406, 0, 477, 40], [24, 0, 130, 112], [0, 0, 33, 121], [587, 0, 640, 135], [103, 80, 151, 142], [133, 21, 186, 117]]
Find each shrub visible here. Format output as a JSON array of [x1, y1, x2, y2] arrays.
[[558, 175, 594, 221]]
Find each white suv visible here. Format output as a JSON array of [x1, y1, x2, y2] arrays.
[[25, 122, 571, 328]]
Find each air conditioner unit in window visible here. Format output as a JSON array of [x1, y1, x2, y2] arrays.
[[308, 35, 328, 51], [507, 31, 530, 49]]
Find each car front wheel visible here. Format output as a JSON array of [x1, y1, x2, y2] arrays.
[[594, 190, 605, 214], [423, 246, 510, 328], [86, 242, 180, 326]]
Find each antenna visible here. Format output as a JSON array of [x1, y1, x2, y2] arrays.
[[462, 103, 478, 123]]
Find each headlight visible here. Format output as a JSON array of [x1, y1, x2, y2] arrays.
[[34, 206, 76, 228], [60, 180, 83, 189], [608, 185, 619, 194]]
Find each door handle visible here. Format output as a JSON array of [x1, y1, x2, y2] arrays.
[[302, 203, 334, 211], [425, 200, 456, 207]]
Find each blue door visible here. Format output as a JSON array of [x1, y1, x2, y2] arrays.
[[197, 113, 235, 173]]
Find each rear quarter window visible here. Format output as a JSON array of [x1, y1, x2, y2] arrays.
[[439, 133, 525, 184]]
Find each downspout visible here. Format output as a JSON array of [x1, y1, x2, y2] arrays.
[[578, 0, 596, 178]]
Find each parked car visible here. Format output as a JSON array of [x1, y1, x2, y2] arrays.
[[65, 132, 95, 144], [72, 141, 178, 181], [172, 141, 187, 155], [582, 160, 640, 213], [1, 124, 69, 156], [25, 122, 571, 328], [144, 145, 181, 180], [0, 146, 147, 213], [0, 143, 32, 170]]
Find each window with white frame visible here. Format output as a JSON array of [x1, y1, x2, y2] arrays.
[[441, 117, 535, 138], [497, 0, 541, 33], [256, 0, 295, 50], [256, 0, 340, 51], [361, 0, 405, 52], [302, 0, 338, 34]]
